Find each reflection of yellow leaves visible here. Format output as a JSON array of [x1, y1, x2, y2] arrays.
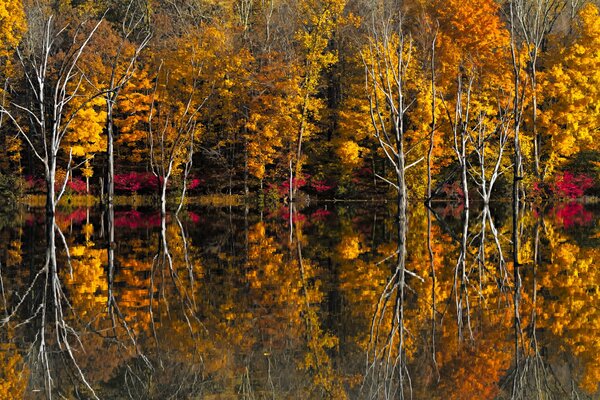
[[6, 240, 22, 267], [536, 222, 600, 394], [336, 234, 362, 260], [0, 346, 27, 399], [82, 223, 94, 243], [64, 247, 108, 316]]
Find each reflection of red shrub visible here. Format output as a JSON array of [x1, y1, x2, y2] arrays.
[[275, 206, 306, 224], [114, 210, 162, 229], [311, 208, 332, 221], [188, 211, 203, 224], [553, 202, 593, 228]]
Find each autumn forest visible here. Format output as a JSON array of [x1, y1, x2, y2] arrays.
[[0, 0, 600, 398]]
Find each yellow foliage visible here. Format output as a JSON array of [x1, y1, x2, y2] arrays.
[[0, 345, 27, 399], [539, 3, 600, 174], [0, 0, 26, 61], [64, 246, 108, 316]]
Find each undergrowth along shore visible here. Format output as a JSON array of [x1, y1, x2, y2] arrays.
[[22, 194, 244, 209]]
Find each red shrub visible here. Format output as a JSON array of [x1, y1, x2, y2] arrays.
[[310, 179, 335, 193], [280, 174, 308, 196], [114, 172, 163, 192], [551, 172, 594, 199], [188, 178, 204, 190], [67, 178, 87, 193]]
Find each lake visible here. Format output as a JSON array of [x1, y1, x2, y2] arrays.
[[0, 201, 598, 399]]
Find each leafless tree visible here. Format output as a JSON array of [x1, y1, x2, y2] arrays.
[[1, 214, 98, 398], [102, 0, 151, 208], [470, 101, 512, 205], [147, 62, 209, 217], [509, 0, 566, 179], [0, 7, 103, 216], [362, 2, 423, 221]]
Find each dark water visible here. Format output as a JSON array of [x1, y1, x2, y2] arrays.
[[0, 201, 599, 399]]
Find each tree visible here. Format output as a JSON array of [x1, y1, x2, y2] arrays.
[[509, 0, 567, 179], [98, 2, 150, 207], [0, 5, 103, 215], [538, 3, 600, 176], [0, 0, 26, 69], [291, 0, 346, 200], [147, 30, 213, 215]]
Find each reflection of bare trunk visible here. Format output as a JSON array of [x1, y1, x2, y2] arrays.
[[481, 206, 509, 287], [364, 206, 411, 399], [176, 215, 195, 304], [107, 200, 115, 318], [2, 214, 99, 398], [149, 213, 198, 348], [455, 207, 473, 340], [427, 206, 439, 375], [504, 210, 565, 398], [293, 211, 342, 396], [511, 188, 522, 397]]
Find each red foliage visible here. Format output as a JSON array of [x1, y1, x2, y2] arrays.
[[551, 172, 594, 199], [67, 178, 87, 193], [188, 177, 204, 190], [310, 179, 335, 193], [280, 174, 308, 196], [440, 181, 465, 200], [311, 208, 332, 221], [114, 172, 163, 192], [188, 211, 203, 224], [25, 175, 88, 194], [114, 210, 162, 229], [552, 202, 593, 228]]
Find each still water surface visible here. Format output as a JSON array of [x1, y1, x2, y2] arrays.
[[0, 202, 598, 399]]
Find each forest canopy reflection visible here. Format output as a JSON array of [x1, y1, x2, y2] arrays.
[[0, 203, 598, 398]]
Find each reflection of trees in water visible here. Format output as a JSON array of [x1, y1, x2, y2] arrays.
[[0, 204, 599, 397], [0, 214, 101, 398]]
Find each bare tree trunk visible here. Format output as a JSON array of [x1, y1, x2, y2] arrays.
[[106, 98, 115, 206], [427, 28, 438, 203], [46, 162, 56, 216], [161, 178, 168, 217]]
